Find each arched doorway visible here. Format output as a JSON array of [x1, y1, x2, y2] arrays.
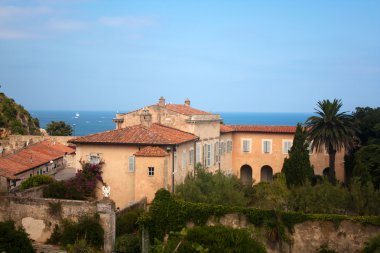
[[323, 167, 330, 177], [260, 165, 273, 182], [240, 165, 252, 185]]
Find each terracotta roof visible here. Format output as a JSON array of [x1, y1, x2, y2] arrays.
[[220, 124, 234, 133], [134, 146, 168, 157], [221, 125, 296, 134], [0, 140, 75, 179], [70, 123, 198, 145], [164, 104, 211, 115]]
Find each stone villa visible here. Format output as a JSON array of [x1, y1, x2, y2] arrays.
[[70, 97, 345, 209]]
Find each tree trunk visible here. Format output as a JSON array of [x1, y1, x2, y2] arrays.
[[328, 149, 337, 184]]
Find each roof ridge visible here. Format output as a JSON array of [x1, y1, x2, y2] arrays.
[[227, 124, 296, 127], [70, 126, 133, 142], [152, 123, 197, 136]]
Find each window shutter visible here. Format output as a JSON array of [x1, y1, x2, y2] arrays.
[[128, 156, 135, 172], [196, 143, 200, 163], [210, 144, 215, 165], [204, 144, 207, 166], [243, 140, 250, 152]]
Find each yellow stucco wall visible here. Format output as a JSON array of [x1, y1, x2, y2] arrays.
[[228, 132, 345, 183], [75, 144, 138, 209], [135, 156, 168, 203]]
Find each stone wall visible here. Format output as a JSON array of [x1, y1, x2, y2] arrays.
[[143, 213, 380, 253], [9, 184, 46, 198], [206, 214, 380, 253], [0, 196, 115, 253]]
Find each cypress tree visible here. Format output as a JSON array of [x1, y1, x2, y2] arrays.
[[282, 123, 314, 186]]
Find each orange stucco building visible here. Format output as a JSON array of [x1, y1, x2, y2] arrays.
[[70, 97, 345, 209]]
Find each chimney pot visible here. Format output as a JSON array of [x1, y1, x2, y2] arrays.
[[159, 96, 165, 106], [184, 98, 190, 106]]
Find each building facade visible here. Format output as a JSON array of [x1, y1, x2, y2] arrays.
[[71, 97, 345, 209], [0, 140, 75, 191]]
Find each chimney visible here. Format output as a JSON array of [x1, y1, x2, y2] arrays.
[[158, 96, 165, 106], [140, 108, 152, 127], [184, 98, 190, 106]]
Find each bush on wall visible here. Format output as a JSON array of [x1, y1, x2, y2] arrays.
[[0, 220, 35, 253], [43, 162, 104, 200], [152, 226, 267, 253], [21, 174, 54, 190], [139, 189, 380, 248], [48, 214, 104, 249]]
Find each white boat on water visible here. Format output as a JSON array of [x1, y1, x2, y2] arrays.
[[75, 112, 80, 118]]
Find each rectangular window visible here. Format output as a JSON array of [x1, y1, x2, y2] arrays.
[[263, 140, 272, 154], [242, 139, 251, 152], [196, 143, 201, 163], [128, 156, 135, 172], [227, 140, 233, 153], [189, 149, 194, 165], [207, 144, 211, 167], [89, 153, 101, 165], [204, 144, 208, 166], [182, 150, 186, 169], [283, 140, 293, 154], [148, 167, 154, 176], [215, 142, 219, 163]]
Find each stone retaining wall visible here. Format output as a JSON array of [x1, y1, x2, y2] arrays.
[[0, 196, 115, 253]]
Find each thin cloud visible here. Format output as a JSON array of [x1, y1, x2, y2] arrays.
[[48, 19, 88, 31], [0, 5, 51, 20], [0, 29, 37, 39], [99, 16, 156, 29]]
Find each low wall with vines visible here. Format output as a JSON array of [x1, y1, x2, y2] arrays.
[[0, 196, 116, 253], [139, 189, 380, 253]]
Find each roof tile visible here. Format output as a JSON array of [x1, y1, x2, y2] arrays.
[[222, 125, 296, 134], [70, 123, 198, 145], [134, 146, 168, 157], [164, 104, 211, 115], [0, 140, 75, 178]]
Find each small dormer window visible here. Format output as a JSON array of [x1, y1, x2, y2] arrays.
[[148, 167, 154, 176]]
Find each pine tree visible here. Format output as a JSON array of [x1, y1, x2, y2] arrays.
[[282, 123, 314, 187]]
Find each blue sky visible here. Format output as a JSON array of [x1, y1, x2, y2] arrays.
[[0, 0, 379, 113]]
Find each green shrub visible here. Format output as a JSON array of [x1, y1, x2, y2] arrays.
[[48, 214, 104, 249], [43, 181, 72, 199], [248, 173, 290, 210], [362, 233, 380, 253], [349, 177, 380, 215], [176, 166, 248, 206], [116, 208, 144, 236], [116, 234, 140, 253], [0, 220, 35, 253], [156, 226, 267, 253], [318, 245, 338, 253], [21, 174, 54, 190], [289, 180, 350, 214], [66, 238, 102, 253]]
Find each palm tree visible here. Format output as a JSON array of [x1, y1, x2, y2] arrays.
[[305, 99, 356, 183]]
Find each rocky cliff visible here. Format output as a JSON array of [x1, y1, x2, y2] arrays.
[[0, 92, 40, 137]]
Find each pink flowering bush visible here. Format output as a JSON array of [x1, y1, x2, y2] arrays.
[[43, 162, 104, 200]]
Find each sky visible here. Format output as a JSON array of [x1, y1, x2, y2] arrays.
[[0, 0, 379, 113]]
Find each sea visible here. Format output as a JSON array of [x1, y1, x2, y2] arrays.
[[30, 111, 313, 136]]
